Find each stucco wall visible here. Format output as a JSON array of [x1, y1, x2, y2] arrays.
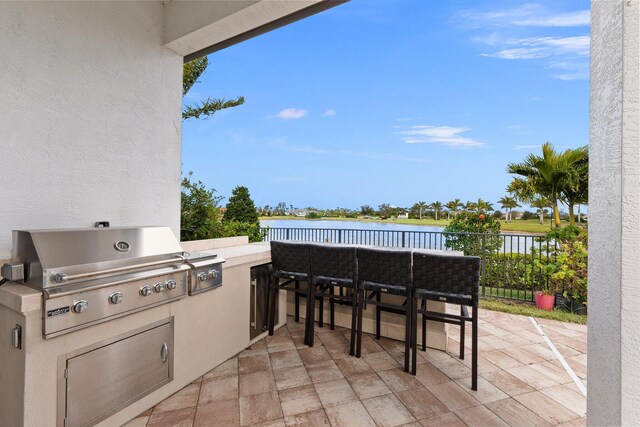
[[0, 2, 183, 259], [588, 0, 640, 425]]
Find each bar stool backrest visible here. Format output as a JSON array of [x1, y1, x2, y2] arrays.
[[309, 244, 358, 285], [412, 253, 480, 302], [270, 241, 312, 279], [357, 247, 412, 287]]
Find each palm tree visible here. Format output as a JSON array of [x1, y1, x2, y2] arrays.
[[507, 142, 587, 228], [560, 149, 588, 225], [464, 200, 476, 213], [445, 199, 462, 220], [497, 196, 520, 222], [470, 198, 493, 214], [415, 201, 428, 220], [430, 201, 443, 220], [530, 197, 551, 225]]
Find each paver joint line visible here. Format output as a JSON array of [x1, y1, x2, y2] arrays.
[[528, 316, 587, 397]]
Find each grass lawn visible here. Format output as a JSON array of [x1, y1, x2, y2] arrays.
[[481, 298, 587, 325], [260, 216, 564, 235]]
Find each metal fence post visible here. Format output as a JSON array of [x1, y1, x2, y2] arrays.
[[286, 228, 290, 240], [402, 232, 406, 247], [339, 229, 343, 244]]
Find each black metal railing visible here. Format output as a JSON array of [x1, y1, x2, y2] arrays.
[[262, 227, 557, 303]]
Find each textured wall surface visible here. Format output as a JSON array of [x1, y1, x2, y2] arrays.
[[588, 0, 640, 425], [0, 2, 183, 259]]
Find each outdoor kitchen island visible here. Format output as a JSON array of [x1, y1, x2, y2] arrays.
[[0, 237, 448, 427]]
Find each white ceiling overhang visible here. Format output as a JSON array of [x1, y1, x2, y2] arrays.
[[164, 0, 347, 61]]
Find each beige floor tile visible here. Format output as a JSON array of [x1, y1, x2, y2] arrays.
[[419, 412, 465, 427], [194, 398, 239, 427], [363, 351, 401, 371], [299, 346, 332, 367], [454, 376, 508, 404], [239, 340, 268, 358], [239, 391, 284, 426], [557, 417, 587, 427], [148, 407, 196, 427], [506, 365, 560, 390], [273, 366, 312, 390], [240, 370, 276, 397], [485, 398, 551, 426], [284, 409, 331, 427], [378, 367, 422, 392], [267, 335, 297, 353], [317, 329, 349, 347], [122, 416, 149, 427], [414, 361, 451, 387], [325, 342, 351, 360], [278, 384, 323, 417], [307, 360, 345, 383], [324, 401, 377, 427], [455, 405, 509, 427], [153, 383, 200, 413], [396, 387, 449, 420], [199, 376, 239, 404], [348, 373, 392, 399], [430, 357, 472, 381], [240, 353, 272, 375], [360, 335, 385, 354], [270, 349, 303, 371], [204, 357, 239, 380], [503, 346, 547, 365], [540, 384, 586, 417], [362, 394, 415, 427], [480, 370, 535, 397], [335, 356, 375, 379], [483, 349, 522, 369], [314, 378, 359, 407], [513, 391, 582, 425], [428, 381, 480, 411]]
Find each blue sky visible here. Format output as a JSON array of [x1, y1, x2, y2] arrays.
[[182, 0, 590, 211]]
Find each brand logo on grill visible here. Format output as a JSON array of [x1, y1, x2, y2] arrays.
[[114, 241, 131, 252], [47, 306, 70, 318]]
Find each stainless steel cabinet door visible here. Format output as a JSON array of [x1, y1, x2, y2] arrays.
[[250, 264, 275, 339], [62, 319, 173, 427]]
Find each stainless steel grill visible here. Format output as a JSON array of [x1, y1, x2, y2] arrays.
[[5, 226, 224, 338]]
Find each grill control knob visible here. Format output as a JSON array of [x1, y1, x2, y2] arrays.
[[166, 280, 177, 290], [72, 300, 89, 314], [139, 286, 152, 297], [109, 292, 123, 304], [208, 269, 218, 279], [154, 282, 165, 293], [198, 272, 208, 282]]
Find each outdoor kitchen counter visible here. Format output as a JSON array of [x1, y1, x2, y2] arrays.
[[0, 237, 284, 427]]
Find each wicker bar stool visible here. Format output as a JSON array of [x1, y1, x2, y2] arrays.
[[309, 243, 358, 352], [356, 247, 413, 370], [267, 241, 316, 345], [411, 252, 480, 390]]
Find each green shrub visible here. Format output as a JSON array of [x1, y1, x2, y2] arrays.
[[444, 212, 503, 256]]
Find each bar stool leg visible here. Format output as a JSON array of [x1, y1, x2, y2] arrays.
[[471, 304, 478, 391], [355, 288, 364, 357], [294, 280, 300, 322], [349, 286, 357, 356], [404, 293, 412, 373], [421, 299, 427, 351], [318, 287, 324, 328], [411, 296, 418, 375], [460, 305, 466, 360], [306, 280, 316, 347], [375, 292, 381, 340], [330, 285, 335, 330]]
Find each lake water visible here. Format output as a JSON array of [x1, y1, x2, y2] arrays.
[[260, 219, 543, 254]]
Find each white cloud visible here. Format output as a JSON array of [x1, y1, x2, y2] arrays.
[[458, 5, 589, 28], [481, 35, 589, 60], [515, 144, 541, 150], [275, 108, 308, 120], [322, 109, 336, 117], [401, 125, 484, 148]]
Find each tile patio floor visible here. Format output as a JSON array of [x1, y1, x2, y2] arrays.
[[126, 309, 587, 427]]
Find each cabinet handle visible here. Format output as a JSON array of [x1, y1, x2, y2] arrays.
[[161, 342, 168, 363]]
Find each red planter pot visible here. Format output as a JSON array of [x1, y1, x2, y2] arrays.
[[535, 292, 555, 311]]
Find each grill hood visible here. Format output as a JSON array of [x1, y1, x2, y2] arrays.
[[12, 227, 185, 288]]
